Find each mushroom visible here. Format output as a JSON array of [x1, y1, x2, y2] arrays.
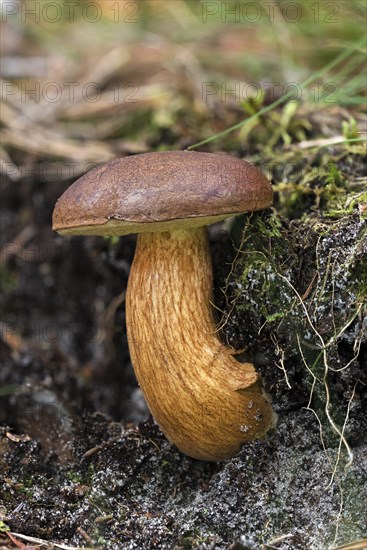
[[52, 151, 276, 461]]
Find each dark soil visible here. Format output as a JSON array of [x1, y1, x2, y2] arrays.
[[1, 142, 366, 549]]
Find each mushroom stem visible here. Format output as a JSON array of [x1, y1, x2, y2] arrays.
[[126, 227, 274, 461]]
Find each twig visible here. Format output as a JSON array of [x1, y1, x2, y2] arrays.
[[76, 528, 93, 546], [0, 225, 37, 264], [9, 532, 96, 550]]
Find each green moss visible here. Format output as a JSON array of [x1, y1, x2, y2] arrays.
[[0, 521, 10, 533], [230, 212, 298, 330], [65, 470, 84, 483], [226, 142, 366, 466]]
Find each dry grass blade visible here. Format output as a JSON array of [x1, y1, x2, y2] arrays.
[[65, 83, 170, 120], [331, 540, 367, 550], [38, 46, 131, 122], [10, 532, 97, 550], [1, 128, 115, 163], [296, 136, 367, 149]]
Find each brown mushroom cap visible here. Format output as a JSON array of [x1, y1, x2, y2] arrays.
[[52, 151, 272, 236]]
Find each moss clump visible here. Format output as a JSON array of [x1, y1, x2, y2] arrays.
[[220, 145, 366, 468]]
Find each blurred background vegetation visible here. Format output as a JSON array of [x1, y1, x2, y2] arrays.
[[1, 0, 366, 172]]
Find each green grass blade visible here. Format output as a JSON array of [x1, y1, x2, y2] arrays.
[[187, 35, 367, 150]]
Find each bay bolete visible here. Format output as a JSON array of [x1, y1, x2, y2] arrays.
[[53, 151, 275, 461]]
